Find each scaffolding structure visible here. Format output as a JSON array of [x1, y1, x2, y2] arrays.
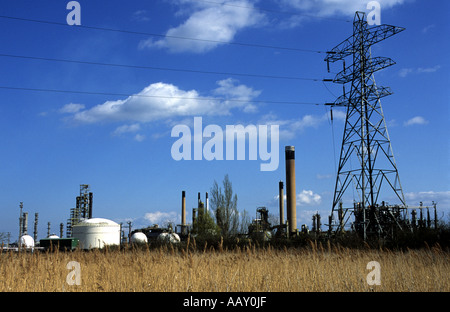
[[66, 184, 93, 237], [325, 12, 410, 240]]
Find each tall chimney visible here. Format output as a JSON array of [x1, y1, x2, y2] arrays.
[[205, 192, 209, 212], [285, 146, 297, 234], [279, 181, 285, 226], [33, 213, 38, 242], [22, 212, 28, 235], [88, 192, 93, 219], [181, 191, 186, 226]]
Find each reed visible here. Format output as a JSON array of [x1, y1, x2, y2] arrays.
[[0, 245, 448, 292]]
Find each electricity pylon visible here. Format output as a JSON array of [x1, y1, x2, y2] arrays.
[[325, 12, 407, 240]]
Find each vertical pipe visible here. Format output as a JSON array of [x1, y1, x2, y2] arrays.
[[19, 202, 23, 242], [181, 191, 186, 226], [88, 192, 93, 219], [34, 213, 38, 242], [23, 212, 28, 235], [279, 181, 285, 226], [285, 146, 297, 234]]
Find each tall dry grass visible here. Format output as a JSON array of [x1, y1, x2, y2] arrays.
[[1, 242, 448, 292]]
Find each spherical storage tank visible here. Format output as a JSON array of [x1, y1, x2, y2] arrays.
[[72, 218, 120, 249], [130, 232, 148, 244], [20, 235, 35, 248], [157, 232, 180, 244]]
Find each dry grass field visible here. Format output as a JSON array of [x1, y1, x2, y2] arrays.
[[1, 241, 448, 292]]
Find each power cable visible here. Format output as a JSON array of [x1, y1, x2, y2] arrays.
[[0, 53, 323, 82], [194, 0, 352, 23], [0, 85, 323, 106], [0, 15, 325, 54]]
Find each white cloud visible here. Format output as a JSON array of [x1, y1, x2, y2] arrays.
[[132, 10, 150, 22], [399, 65, 441, 77], [134, 134, 146, 142], [259, 109, 345, 140], [67, 79, 259, 124], [279, 0, 405, 18], [297, 190, 322, 206], [404, 116, 428, 126], [144, 211, 178, 225], [59, 103, 85, 114], [139, 0, 264, 53], [417, 65, 441, 73], [113, 123, 141, 135], [421, 24, 435, 34], [398, 68, 414, 78]]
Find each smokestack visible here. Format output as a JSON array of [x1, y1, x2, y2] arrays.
[[88, 192, 93, 219], [285, 146, 297, 234], [279, 181, 285, 226], [206, 192, 209, 212], [198, 192, 201, 208], [181, 191, 186, 226], [22, 212, 28, 235], [60, 223, 64, 238], [34, 213, 38, 242]]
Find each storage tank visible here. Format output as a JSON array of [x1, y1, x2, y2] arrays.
[[72, 218, 120, 249], [20, 234, 35, 248], [130, 232, 148, 244], [157, 232, 180, 244]]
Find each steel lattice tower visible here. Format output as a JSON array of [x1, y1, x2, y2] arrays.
[[325, 12, 408, 240]]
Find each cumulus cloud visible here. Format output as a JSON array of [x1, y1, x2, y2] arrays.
[[259, 109, 345, 140], [404, 116, 428, 126], [113, 123, 141, 135], [279, 0, 405, 18], [66, 79, 260, 124], [297, 190, 322, 206], [59, 103, 85, 114], [144, 211, 178, 225], [139, 0, 264, 53], [271, 190, 322, 207]]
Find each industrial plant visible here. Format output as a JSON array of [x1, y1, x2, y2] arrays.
[[1, 12, 445, 252]]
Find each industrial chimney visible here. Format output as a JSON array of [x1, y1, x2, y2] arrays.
[[88, 192, 93, 219], [285, 146, 297, 234], [181, 191, 186, 227], [279, 181, 285, 226]]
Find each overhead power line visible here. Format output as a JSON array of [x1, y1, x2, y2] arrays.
[[0, 15, 325, 54], [0, 86, 323, 106], [0, 53, 323, 82], [194, 0, 352, 23]]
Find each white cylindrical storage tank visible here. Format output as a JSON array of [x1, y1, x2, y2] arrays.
[[130, 232, 148, 244], [20, 235, 35, 248], [48, 234, 59, 239], [72, 218, 120, 249]]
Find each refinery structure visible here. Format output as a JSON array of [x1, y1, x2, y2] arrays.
[[1, 12, 443, 251]]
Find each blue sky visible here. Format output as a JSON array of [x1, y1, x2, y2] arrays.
[[0, 0, 448, 241]]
